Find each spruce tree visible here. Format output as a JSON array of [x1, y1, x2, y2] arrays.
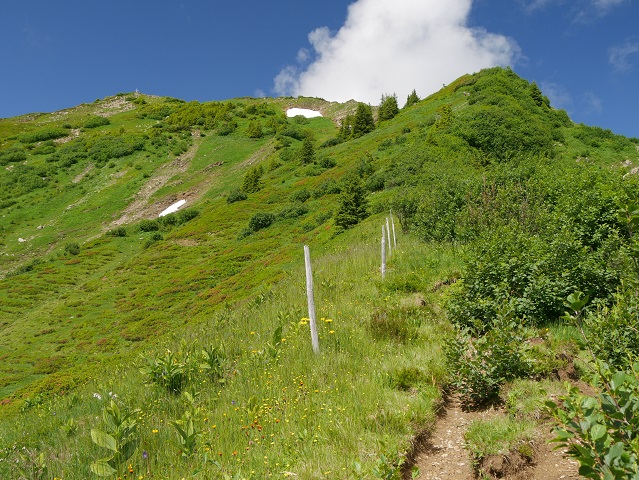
[[334, 173, 369, 230], [246, 120, 263, 139], [404, 89, 420, 108], [378, 94, 399, 122], [298, 137, 315, 164], [352, 103, 375, 138]]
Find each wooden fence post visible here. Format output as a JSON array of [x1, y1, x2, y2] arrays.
[[304, 245, 320, 354], [381, 226, 386, 280], [390, 214, 397, 248], [386, 218, 392, 256]]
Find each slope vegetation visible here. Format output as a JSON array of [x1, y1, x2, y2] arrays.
[[1, 67, 638, 478]]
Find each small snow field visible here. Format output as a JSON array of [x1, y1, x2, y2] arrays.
[[286, 108, 322, 118], [159, 199, 186, 217]]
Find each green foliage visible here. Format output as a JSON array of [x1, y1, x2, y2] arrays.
[[106, 227, 127, 237], [353, 103, 375, 138], [90, 399, 140, 476], [298, 137, 315, 164], [139, 349, 193, 394], [313, 178, 341, 199], [18, 127, 68, 143], [170, 408, 201, 457], [290, 188, 311, 203], [246, 120, 263, 139], [403, 89, 420, 108], [139, 219, 160, 232], [227, 189, 248, 204], [64, 242, 80, 256], [241, 165, 264, 193], [334, 173, 369, 230], [0, 147, 27, 165], [369, 306, 421, 343], [378, 94, 400, 122], [83, 116, 111, 129], [545, 362, 639, 479], [247, 212, 275, 232], [445, 314, 531, 408]]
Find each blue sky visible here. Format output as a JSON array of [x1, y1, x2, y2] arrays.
[[2, 0, 638, 137]]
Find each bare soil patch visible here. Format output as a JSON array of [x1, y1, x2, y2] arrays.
[[406, 395, 582, 480]]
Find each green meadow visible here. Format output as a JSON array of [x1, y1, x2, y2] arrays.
[[1, 67, 639, 478]]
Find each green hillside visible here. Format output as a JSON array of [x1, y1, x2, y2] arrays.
[[1, 67, 639, 478]]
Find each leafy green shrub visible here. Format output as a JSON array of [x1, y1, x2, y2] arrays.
[[19, 128, 68, 143], [278, 203, 308, 219], [585, 287, 639, 370], [318, 156, 337, 169], [90, 400, 140, 477], [64, 242, 80, 256], [106, 227, 126, 237], [445, 315, 531, 408], [138, 219, 160, 232], [546, 361, 639, 479], [448, 224, 621, 331], [320, 137, 342, 148], [290, 188, 311, 203], [227, 189, 248, 204], [248, 212, 275, 232], [143, 233, 163, 248], [178, 208, 199, 223], [83, 116, 110, 129], [31, 141, 56, 155], [139, 350, 192, 394], [0, 147, 27, 165], [313, 179, 340, 199]]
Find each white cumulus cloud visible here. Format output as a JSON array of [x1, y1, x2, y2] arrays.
[[273, 0, 519, 104]]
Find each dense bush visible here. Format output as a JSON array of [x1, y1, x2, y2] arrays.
[[18, 128, 68, 143], [0, 147, 27, 165], [227, 189, 248, 204], [138, 219, 160, 232], [83, 116, 110, 129], [313, 179, 341, 199], [248, 212, 275, 232], [447, 224, 621, 331], [445, 315, 531, 407], [546, 361, 639, 479]]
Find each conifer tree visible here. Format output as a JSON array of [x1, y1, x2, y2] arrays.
[[298, 137, 315, 164], [246, 120, 263, 139], [339, 114, 354, 140], [378, 94, 399, 122], [334, 173, 369, 230], [241, 165, 264, 193], [404, 89, 420, 108], [352, 103, 375, 138]]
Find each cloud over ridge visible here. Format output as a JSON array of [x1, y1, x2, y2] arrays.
[[274, 0, 519, 104]]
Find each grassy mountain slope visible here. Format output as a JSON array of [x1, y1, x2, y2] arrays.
[[1, 67, 638, 478]]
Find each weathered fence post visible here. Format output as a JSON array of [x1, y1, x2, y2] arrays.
[[304, 245, 320, 354], [386, 217, 392, 256], [381, 226, 386, 280], [390, 214, 397, 248]]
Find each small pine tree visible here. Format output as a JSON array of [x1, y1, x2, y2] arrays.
[[334, 174, 369, 230], [352, 103, 375, 138], [529, 82, 549, 108], [339, 114, 354, 140], [246, 120, 263, 139], [298, 137, 315, 164], [241, 165, 264, 193], [404, 89, 420, 108], [378, 94, 399, 122]]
